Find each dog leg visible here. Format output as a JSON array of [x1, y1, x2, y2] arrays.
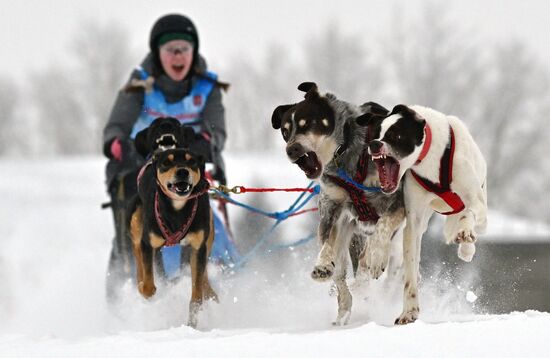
[[312, 201, 342, 281], [444, 208, 477, 262], [361, 207, 405, 279], [138, 243, 157, 298], [395, 209, 429, 325], [333, 274, 352, 326], [130, 208, 145, 288], [188, 243, 207, 328], [202, 216, 219, 303], [332, 222, 354, 325], [312, 225, 337, 281]]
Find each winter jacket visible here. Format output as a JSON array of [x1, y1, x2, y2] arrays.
[[102, 53, 226, 188]]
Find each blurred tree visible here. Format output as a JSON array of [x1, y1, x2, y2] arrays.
[[31, 66, 90, 154], [0, 76, 18, 155], [383, 2, 485, 118], [70, 19, 135, 153], [28, 19, 135, 155], [224, 43, 299, 151], [302, 21, 383, 104], [478, 41, 550, 218]]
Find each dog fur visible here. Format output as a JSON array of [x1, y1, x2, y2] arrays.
[[358, 104, 488, 324], [129, 118, 218, 328], [271, 82, 405, 325]]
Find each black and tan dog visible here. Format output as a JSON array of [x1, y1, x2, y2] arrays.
[[129, 118, 218, 328]]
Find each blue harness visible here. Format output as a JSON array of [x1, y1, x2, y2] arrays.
[[130, 67, 217, 138]]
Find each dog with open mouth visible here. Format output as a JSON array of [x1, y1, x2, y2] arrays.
[[271, 82, 405, 325], [357, 104, 488, 324], [128, 119, 218, 328]]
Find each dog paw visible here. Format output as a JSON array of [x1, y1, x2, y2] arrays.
[[187, 301, 202, 329], [332, 310, 351, 326], [138, 281, 157, 298], [457, 242, 476, 262], [454, 229, 476, 262], [394, 309, 418, 325], [204, 289, 219, 303], [361, 248, 389, 280], [454, 229, 476, 244], [311, 261, 335, 282]]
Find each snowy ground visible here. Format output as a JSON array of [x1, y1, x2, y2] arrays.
[[0, 154, 549, 357]]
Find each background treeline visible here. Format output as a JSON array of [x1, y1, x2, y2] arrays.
[[0, 3, 548, 221]]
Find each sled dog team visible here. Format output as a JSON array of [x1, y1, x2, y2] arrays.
[[128, 82, 487, 328]]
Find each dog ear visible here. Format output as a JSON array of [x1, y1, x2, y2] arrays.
[[271, 104, 295, 129], [134, 128, 151, 157], [297, 82, 318, 93], [180, 126, 196, 149], [357, 102, 390, 126], [391, 104, 424, 122], [361, 101, 389, 116], [298, 82, 320, 100], [356, 113, 377, 127], [194, 153, 206, 171], [390, 104, 411, 116]]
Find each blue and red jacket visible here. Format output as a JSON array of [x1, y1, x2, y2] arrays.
[[130, 67, 217, 138]]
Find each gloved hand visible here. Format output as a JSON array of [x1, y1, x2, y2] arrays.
[[109, 138, 123, 161]]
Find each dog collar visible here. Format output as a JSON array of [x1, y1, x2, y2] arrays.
[[154, 179, 210, 247], [415, 123, 432, 165]]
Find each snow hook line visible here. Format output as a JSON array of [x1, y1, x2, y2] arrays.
[[210, 181, 320, 221], [210, 181, 320, 272]]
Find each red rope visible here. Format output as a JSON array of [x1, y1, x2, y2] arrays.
[[238, 187, 315, 193], [287, 208, 319, 217]]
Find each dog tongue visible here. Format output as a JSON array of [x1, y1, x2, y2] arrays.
[[374, 157, 400, 193]]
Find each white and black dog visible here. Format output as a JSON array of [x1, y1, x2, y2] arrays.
[[357, 104, 488, 324], [271, 83, 405, 325]]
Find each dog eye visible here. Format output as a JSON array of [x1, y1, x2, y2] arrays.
[[160, 158, 172, 168], [282, 129, 289, 140]]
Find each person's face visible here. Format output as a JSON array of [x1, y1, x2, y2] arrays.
[[159, 39, 194, 81]]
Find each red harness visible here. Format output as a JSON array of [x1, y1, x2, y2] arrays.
[[154, 179, 210, 246], [327, 129, 379, 223], [410, 125, 465, 215]]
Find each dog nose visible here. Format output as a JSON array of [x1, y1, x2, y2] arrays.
[[369, 140, 383, 154], [176, 168, 189, 179], [286, 143, 305, 161]]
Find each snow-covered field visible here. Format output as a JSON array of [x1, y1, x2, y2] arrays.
[[0, 154, 549, 358]]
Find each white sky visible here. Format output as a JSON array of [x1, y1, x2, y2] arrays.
[[1, 0, 550, 79]]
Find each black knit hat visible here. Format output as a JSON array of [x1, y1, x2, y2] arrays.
[[149, 14, 200, 73]]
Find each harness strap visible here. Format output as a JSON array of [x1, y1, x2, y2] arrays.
[[154, 192, 198, 246], [327, 126, 379, 223], [410, 126, 465, 215], [137, 159, 153, 187], [154, 179, 210, 246], [327, 174, 380, 222]]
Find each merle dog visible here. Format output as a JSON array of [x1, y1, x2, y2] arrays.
[[271, 82, 405, 325]]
